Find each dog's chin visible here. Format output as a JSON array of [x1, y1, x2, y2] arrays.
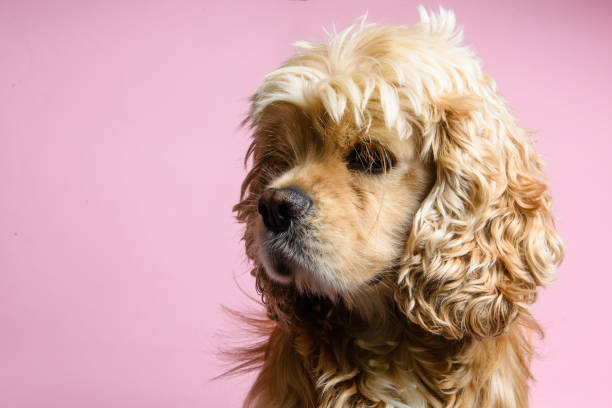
[[256, 241, 342, 300]]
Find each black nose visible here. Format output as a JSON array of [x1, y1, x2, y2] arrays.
[[257, 187, 312, 233]]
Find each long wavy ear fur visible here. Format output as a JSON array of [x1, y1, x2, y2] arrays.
[[396, 88, 564, 340]]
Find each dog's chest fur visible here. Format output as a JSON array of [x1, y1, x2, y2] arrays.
[[255, 289, 530, 408], [281, 295, 429, 408]]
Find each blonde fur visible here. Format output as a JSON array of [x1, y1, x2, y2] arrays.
[[230, 6, 563, 408]]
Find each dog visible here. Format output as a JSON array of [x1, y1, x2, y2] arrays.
[[231, 7, 564, 408]]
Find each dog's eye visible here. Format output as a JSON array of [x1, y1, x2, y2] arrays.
[[346, 142, 396, 175]]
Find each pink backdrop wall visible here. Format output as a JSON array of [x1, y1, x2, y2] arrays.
[[1, 0, 610, 406]]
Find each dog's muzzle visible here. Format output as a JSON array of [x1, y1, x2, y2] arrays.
[[257, 187, 312, 233]]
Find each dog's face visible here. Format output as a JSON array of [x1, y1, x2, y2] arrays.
[[251, 104, 433, 297], [236, 9, 563, 339]]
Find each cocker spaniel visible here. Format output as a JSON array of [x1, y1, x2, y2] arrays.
[[231, 7, 563, 408]]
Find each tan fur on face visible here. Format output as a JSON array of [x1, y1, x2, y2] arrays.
[[229, 6, 563, 408], [252, 110, 433, 300]]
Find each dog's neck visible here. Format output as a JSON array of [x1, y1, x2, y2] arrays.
[[247, 274, 535, 407]]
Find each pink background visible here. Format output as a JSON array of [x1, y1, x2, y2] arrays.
[[1, 0, 610, 406]]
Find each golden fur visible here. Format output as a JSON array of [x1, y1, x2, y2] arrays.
[[230, 7, 563, 408]]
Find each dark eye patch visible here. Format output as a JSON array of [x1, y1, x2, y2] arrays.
[[346, 141, 396, 175]]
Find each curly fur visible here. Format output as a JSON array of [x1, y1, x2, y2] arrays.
[[229, 7, 563, 408]]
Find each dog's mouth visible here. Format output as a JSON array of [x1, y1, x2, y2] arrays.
[[256, 225, 392, 301], [262, 231, 316, 278], [257, 226, 335, 295], [256, 226, 304, 284], [269, 250, 295, 277], [255, 213, 315, 282]]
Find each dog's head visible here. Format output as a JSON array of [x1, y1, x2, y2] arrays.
[[234, 8, 563, 340]]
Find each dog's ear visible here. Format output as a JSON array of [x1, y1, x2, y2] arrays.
[[395, 92, 564, 340]]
